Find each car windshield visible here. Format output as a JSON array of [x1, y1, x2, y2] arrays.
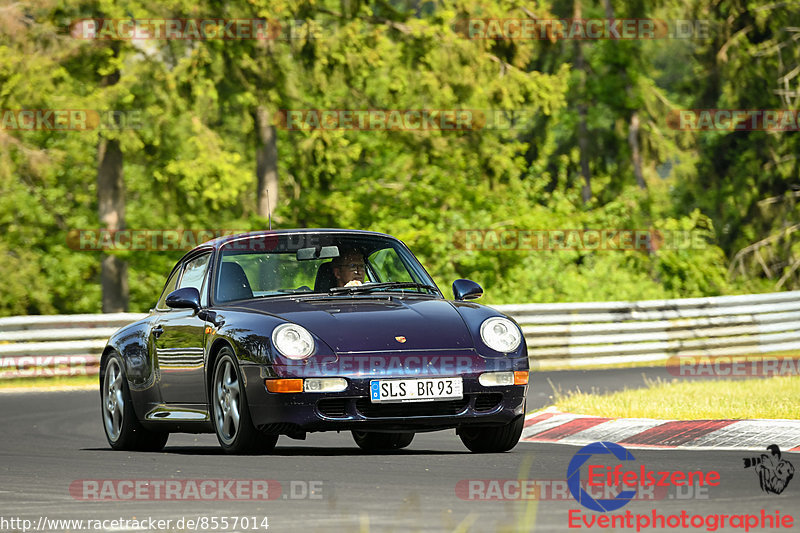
[[214, 233, 439, 303]]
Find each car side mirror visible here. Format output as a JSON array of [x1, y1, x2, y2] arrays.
[[452, 279, 483, 301], [165, 287, 201, 311]]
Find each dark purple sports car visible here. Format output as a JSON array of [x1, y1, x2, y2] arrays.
[[101, 229, 529, 454]]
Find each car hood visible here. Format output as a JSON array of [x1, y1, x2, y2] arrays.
[[231, 296, 474, 353]]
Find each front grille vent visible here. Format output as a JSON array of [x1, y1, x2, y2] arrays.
[[355, 397, 470, 418], [317, 399, 349, 418], [473, 393, 503, 412]]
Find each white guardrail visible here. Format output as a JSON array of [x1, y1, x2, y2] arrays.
[[494, 290, 800, 367], [1, 290, 799, 378], [0, 313, 146, 379]]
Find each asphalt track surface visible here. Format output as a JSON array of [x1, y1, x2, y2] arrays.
[[1, 368, 797, 532]]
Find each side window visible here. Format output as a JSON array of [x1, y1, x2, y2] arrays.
[[156, 268, 181, 310], [156, 254, 211, 310], [179, 254, 210, 290], [179, 253, 211, 305]]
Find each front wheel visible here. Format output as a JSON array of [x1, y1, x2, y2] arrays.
[[212, 348, 277, 454], [101, 353, 168, 451], [352, 431, 414, 451], [458, 415, 524, 453]]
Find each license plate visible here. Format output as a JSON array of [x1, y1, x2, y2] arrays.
[[369, 378, 463, 403]]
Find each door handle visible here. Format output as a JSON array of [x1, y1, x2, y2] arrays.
[[152, 325, 164, 339]]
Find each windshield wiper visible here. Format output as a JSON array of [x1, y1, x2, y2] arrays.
[[328, 282, 438, 295]]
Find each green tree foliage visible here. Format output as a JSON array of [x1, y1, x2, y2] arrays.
[[665, 0, 800, 291], [0, 0, 797, 315]]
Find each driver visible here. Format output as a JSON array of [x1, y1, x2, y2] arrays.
[[332, 249, 366, 287]]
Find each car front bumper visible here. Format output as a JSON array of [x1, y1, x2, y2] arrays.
[[241, 364, 528, 433]]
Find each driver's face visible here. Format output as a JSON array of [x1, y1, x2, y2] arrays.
[[333, 251, 366, 286]]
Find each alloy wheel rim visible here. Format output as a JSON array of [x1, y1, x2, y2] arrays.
[[103, 359, 124, 441], [214, 359, 241, 444]]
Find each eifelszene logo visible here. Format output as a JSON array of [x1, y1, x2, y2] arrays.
[[566, 442, 796, 531], [743, 445, 795, 495], [567, 441, 721, 512]]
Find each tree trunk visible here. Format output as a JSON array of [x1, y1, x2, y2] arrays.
[[603, 0, 613, 19], [97, 51, 127, 314], [574, 0, 591, 203], [629, 111, 646, 189], [98, 136, 128, 312], [255, 106, 278, 221], [604, 0, 647, 191]]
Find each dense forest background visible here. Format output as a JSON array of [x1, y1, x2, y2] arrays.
[[1, 0, 799, 315]]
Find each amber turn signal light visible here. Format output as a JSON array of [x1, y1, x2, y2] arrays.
[[265, 379, 303, 393]]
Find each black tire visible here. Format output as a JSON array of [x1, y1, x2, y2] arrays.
[[458, 415, 524, 453], [211, 348, 277, 454], [101, 352, 169, 452], [352, 431, 414, 451]]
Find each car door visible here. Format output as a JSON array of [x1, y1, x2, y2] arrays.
[[153, 252, 211, 405]]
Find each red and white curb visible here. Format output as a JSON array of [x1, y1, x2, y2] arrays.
[[522, 407, 800, 452]]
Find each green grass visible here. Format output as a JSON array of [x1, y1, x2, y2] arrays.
[[0, 375, 97, 390], [552, 375, 800, 420]]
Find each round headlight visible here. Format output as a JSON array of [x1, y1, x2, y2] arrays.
[[272, 323, 315, 360], [480, 317, 522, 353]]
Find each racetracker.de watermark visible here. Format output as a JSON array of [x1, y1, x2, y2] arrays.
[[68, 229, 382, 252], [454, 18, 710, 40], [667, 109, 800, 131], [67, 229, 248, 251], [70, 18, 321, 40], [271, 355, 523, 377], [667, 356, 800, 377], [69, 479, 325, 501], [275, 109, 536, 131], [453, 229, 708, 251], [1, 110, 142, 131], [1, 516, 268, 533], [455, 479, 717, 501], [0, 356, 94, 379]]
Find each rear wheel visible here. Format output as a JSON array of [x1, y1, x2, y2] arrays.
[[212, 348, 277, 454], [101, 353, 168, 451], [458, 415, 524, 453], [352, 431, 414, 451]]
